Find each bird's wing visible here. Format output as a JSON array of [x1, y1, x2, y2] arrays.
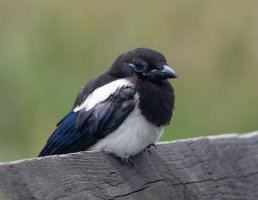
[[72, 74, 116, 109], [72, 78, 97, 109], [39, 86, 136, 157]]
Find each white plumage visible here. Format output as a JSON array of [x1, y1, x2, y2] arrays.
[[73, 78, 164, 158]]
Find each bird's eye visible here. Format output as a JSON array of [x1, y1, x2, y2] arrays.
[[129, 60, 148, 73]]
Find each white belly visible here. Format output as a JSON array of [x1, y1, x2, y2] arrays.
[[89, 106, 164, 158]]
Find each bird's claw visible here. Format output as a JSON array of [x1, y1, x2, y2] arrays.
[[143, 143, 156, 155], [120, 157, 134, 168], [147, 143, 156, 149]]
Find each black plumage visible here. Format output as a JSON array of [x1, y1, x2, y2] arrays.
[[136, 79, 174, 126], [39, 48, 177, 159]]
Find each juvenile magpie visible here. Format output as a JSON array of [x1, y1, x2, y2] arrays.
[[39, 48, 178, 165]]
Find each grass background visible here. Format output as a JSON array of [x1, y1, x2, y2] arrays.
[[0, 0, 257, 161]]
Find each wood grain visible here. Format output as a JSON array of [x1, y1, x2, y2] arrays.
[[0, 131, 258, 200]]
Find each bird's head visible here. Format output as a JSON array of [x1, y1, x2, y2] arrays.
[[109, 48, 178, 81]]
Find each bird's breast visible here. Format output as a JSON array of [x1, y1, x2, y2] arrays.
[[136, 80, 174, 126]]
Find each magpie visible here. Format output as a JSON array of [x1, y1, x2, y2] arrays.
[[39, 48, 178, 165]]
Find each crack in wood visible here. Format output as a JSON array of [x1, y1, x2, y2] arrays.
[[144, 178, 169, 186], [110, 185, 150, 200]]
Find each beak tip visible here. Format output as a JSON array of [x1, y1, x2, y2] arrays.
[[164, 65, 178, 79], [173, 73, 179, 78]]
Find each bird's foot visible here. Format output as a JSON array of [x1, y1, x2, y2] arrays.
[[143, 143, 156, 155], [120, 157, 134, 168], [147, 143, 156, 149]]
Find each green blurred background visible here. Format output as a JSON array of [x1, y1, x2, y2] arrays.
[[0, 1, 257, 162]]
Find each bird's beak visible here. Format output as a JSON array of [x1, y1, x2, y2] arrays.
[[146, 65, 178, 79], [161, 65, 178, 79]]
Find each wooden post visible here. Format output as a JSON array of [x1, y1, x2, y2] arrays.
[[0, 131, 258, 200]]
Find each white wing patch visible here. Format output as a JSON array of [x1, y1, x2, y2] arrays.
[[73, 79, 132, 112]]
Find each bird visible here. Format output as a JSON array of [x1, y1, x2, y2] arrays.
[[39, 48, 178, 166]]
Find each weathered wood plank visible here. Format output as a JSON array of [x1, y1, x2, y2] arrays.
[[0, 131, 258, 200]]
